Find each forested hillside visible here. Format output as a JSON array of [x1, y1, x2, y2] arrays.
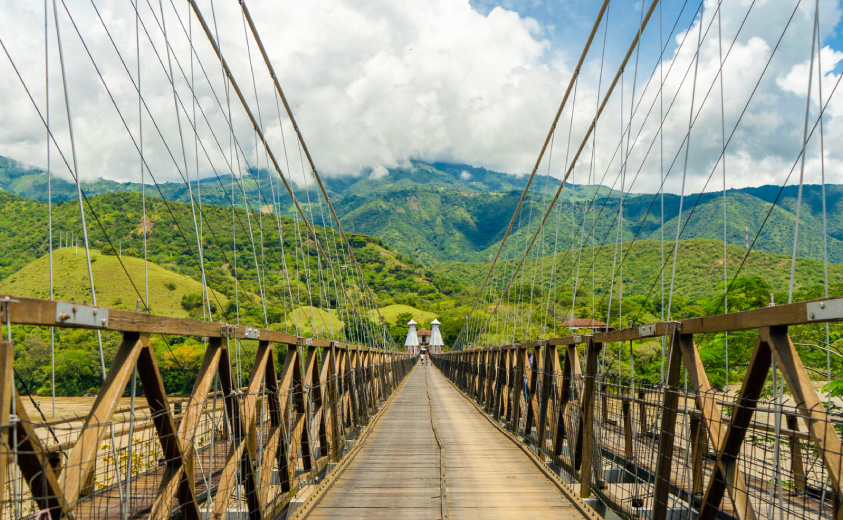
[[3, 156, 841, 264], [1, 156, 841, 397]]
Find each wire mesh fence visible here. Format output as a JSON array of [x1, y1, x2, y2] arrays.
[[435, 314, 843, 520], [0, 317, 412, 520]]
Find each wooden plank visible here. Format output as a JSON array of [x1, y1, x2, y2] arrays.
[[58, 331, 146, 509]]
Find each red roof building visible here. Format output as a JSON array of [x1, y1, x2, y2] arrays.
[[417, 328, 432, 345]]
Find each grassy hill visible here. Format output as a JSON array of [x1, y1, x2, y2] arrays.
[[0, 248, 229, 318], [372, 304, 438, 326]]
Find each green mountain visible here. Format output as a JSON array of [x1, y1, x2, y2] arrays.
[[2, 155, 840, 267], [433, 238, 843, 305]]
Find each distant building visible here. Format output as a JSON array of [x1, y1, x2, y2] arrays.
[[417, 328, 432, 345], [559, 318, 614, 333], [429, 319, 444, 354], [404, 319, 420, 354]]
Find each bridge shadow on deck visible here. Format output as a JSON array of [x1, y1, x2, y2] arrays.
[[307, 365, 584, 519]]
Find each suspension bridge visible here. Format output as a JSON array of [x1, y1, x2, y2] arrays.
[[0, 0, 841, 518]]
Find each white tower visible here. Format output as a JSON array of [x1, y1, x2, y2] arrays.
[[429, 319, 444, 354], [404, 319, 419, 354]]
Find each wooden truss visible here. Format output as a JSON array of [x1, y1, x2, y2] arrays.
[[0, 295, 411, 520]]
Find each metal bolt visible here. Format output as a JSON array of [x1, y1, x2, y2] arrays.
[[102, 318, 107, 326], [92, 308, 97, 316], [72, 305, 78, 313], [59, 312, 71, 322]]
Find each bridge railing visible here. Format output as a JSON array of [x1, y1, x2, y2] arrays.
[[433, 296, 843, 520], [0, 295, 413, 520]]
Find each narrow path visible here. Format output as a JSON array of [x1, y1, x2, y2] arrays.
[[307, 365, 584, 519]]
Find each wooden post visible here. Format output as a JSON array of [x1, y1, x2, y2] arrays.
[[493, 349, 506, 421], [511, 345, 526, 434], [537, 342, 555, 457], [652, 326, 683, 520], [579, 337, 602, 497], [785, 414, 807, 494], [622, 398, 633, 460], [58, 332, 146, 509], [638, 389, 649, 436], [0, 341, 13, 514], [524, 345, 541, 435], [326, 345, 342, 461], [690, 414, 706, 496]]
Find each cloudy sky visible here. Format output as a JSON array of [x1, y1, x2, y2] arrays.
[[0, 0, 841, 194]]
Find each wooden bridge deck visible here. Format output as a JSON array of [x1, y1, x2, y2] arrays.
[[307, 365, 585, 519]]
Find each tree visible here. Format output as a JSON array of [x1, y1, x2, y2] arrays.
[[390, 312, 413, 344], [703, 276, 772, 315]]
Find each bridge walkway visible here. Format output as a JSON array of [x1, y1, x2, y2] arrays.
[[306, 365, 584, 519]]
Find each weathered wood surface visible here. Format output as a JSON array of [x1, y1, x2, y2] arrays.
[[308, 366, 584, 519]]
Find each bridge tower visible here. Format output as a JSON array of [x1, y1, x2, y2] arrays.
[[404, 318, 420, 354]]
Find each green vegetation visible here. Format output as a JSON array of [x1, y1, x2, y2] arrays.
[[0, 248, 229, 317], [0, 156, 841, 399], [4, 156, 840, 265]]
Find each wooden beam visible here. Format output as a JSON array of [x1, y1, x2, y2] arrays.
[[136, 341, 200, 520], [763, 326, 843, 498], [58, 332, 146, 509], [679, 331, 758, 520], [698, 334, 770, 520], [13, 393, 66, 519]]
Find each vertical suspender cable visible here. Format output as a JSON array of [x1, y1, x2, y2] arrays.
[[189, 0, 383, 348], [475, 0, 662, 337], [717, 0, 728, 388], [449, 0, 611, 349], [789, 0, 818, 304], [52, 0, 126, 512], [158, 0, 211, 323], [45, 0, 56, 419], [238, 0, 397, 348], [814, 3, 831, 409], [668, 3, 704, 320]]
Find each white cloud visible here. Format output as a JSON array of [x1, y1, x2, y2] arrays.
[[460, 170, 472, 180], [0, 0, 841, 196]]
